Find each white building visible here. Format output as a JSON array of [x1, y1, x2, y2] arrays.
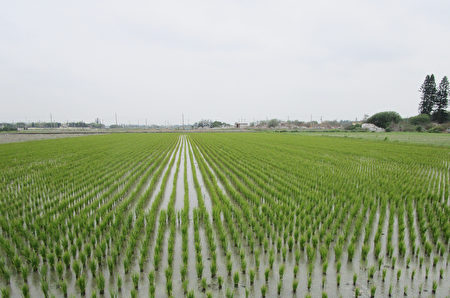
[[362, 123, 384, 132]]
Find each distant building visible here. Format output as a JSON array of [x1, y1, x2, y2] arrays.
[[361, 123, 385, 132], [235, 122, 249, 129]]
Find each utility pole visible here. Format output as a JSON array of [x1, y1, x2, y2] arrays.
[[50, 113, 53, 128], [182, 113, 184, 130], [115, 113, 118, 126]]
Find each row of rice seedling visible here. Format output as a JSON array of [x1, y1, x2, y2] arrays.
[[0, 133, 448, 297], [189, 133, 449, 297]]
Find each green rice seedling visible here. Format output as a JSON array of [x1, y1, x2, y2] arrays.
[[22, 284, 30, 298], [132, 273, 139, 290], [277, 281, 282, 295], [12, 256, 21, 274], [337, 274, 341, 286], [377, 257, 383, 270], [117, 276, 122, 292], [294, 265, 299, 278], [41, 279, 49, 298], [196, 261, 203, 279], [89, 260, 96, 277], [308, 276, 312, 290], [355, 287, 360, 297], [241, 259, 247, 273], [432, 280, 437, 294], [269, 254, 274, 269], [1, 288, 9, 298], [165, 268, 172, 281], [227, 260, 232, 276], [57, 262, 64, 279], [370, 286, 376, 297], [63, 252, 71, 269], [368, 266, 375, 280], [21, 265, 28, 282], [391, 257, 396, 269], [210, 260, 217, 277], [201, 277, 207, 292], [336, 260, 341, 273], [265, 268, 270, 283], [293, 279, 298, 293], [182, 280, 188, 294], [411, 269, 415, 280], [353, 273, 357, 285], [279, 264, 285, 279], [261, 285, 267, 297], [295, 249, 301, 264], [130, 289, 137, 298], [60, 281, 67, 297], [361, 244, 369, 262], [166, 279, 172, 295], [77, 275, 86, 296], [40, 264, 48, 280], [233, 271, 239, 287], [180, 264, 187, 280], [97, 273, 105, 294], [348, 243, 355, 262], [288, 237, 294, 251], [425, 266, 429, 279], [382, 269, 387, 282], [73, 261, 81, 279], [218, 275, 223, 289], [322, 261, 328, 274], [440, 268, 443, 279], [322, 292, 328, 298], [249, 269, 255, 285], [308, 263, 314, 276]]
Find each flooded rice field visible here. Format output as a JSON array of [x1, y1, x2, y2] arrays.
[[0, 133, 448, 297]]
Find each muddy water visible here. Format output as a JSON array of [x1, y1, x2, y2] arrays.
[[188, 139, 450, 298], [2, 135, 449, 297]]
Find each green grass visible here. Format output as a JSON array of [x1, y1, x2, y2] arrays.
[[295, 131, 450, 146]]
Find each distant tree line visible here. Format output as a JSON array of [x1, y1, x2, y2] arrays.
[[193, 120, 230, 128], [0, 120, 105, 131]]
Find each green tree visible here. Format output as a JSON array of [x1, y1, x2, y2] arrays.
[[366, 111, 401, 129], [419, 74, 437, 115], [268, 119, 280, 128], [433, 76, 449, 123], [409, 114, 430, 126]]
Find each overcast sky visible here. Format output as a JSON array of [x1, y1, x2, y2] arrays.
[[1, 0, 449, 125]]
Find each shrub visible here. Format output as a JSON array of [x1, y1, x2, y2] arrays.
[[409, 114, 431, 126], [366, 111, 401, 129]]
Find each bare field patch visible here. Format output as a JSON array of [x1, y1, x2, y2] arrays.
[[0, 133, 88, 144]]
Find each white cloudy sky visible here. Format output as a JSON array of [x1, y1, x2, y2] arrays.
[[1, 0, 449, 124]]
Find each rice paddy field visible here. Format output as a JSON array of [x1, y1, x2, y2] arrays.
[[0, 133, 449, 297]]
